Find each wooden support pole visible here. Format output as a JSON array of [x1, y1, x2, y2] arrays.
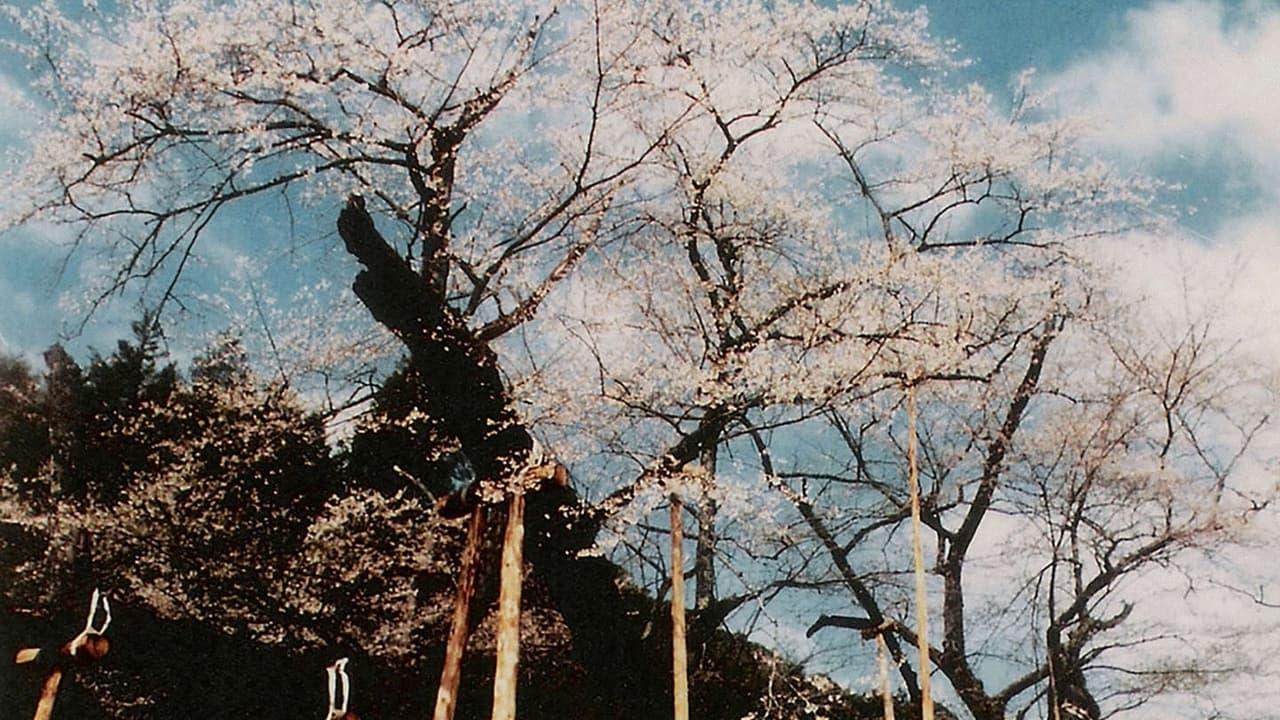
[[492, 492, 525, 720], [32, 667, 63, 720], [434, 505, 486, 720], [16, 589, 111, 720], [670, 496, 689, 720], [18, 638, 109, 720], [906, 385, 935, 720], [876, 634, 895, 720]]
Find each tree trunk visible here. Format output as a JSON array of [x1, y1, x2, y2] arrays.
[[693, 446, 717, 612], [1047, 626, 1101, 720], [337, 198, 716, 715], [337, 197, 533, 487]]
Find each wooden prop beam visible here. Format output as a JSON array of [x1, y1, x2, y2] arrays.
[[433, 506, 487, 720], [906, 386, 935, 720], [491, 492, 525, 720], [877, 634, 896, 720], [33, 668, 63, 720], [15, 634, 109, 720], [670, 496, 689, 720], [431, 461, 565, 720]]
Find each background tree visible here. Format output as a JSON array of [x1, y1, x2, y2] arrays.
[[500, 13, 1220, 720], [2, 330, 937, 719], [1, 332, 326, 623], [1, 333, 460, 717], [767, 301, 1273, 720], [0, 354, 49, 484]]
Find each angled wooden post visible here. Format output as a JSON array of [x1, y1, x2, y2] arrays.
[[31, 668, 64, 720], [16, 589, 111, 720], [433, 506, 486, 720], [433, 455, 562, 720], [876, 633, 896, 720]]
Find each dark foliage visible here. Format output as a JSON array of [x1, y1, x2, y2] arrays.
[[0, 328, 932, 719]]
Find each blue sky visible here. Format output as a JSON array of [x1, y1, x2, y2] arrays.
[[925, 1, 1126, 83], [0, 0, 1276, 370]]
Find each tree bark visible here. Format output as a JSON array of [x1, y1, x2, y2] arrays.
[[693, 446, 718, 612], [337, 197, 533, 485]]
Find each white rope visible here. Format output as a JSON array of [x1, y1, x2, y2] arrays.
[[67, 588, 110, 654], [326, 657, 351, 719]]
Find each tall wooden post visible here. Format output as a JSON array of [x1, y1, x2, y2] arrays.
[[670, 496, 689, 720], [492, 492, 525, 720], [433, 506, 486, 720], [876, 633, 896, 720], [906, 385, 935, 720]]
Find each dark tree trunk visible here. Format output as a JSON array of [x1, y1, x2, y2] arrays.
[[337, 197, 534, 483], [693, 445, 718, 612], [1047, 626, 1101, 720], [337, 198, 668, 713]]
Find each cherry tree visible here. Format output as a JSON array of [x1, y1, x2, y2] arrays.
[[744, 300, 1272, 719], [2, 1, 1273, 719], [499, 15, 1169, 717], [489, 11, 1272, 720]]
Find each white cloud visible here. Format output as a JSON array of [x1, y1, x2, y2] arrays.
[[1092, 224, 1280, 367], [1049, 1, 1280, 177], [1045, 9, 1280, 714], [1046, 0, 1280, 386]]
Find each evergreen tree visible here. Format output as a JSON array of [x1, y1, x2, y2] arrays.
[[74, 317, 179, 502], [0, 355, 49, 486]]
